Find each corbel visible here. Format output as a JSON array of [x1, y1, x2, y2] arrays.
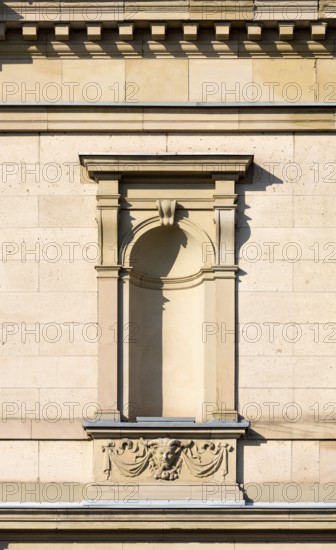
[[183, 23, 198, 41], [55, 24, 70, 41], [87, 23, 102, 41], [278, 22, 295, 41], [118, 23, 134, 41], [22, 24, 38, 41], [151, 23, 166, 41], [246, 23, 262, 41], [215, 23, 231, 41], [311, 22, 327, 40]]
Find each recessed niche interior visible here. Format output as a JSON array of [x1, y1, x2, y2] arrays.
[[126, 222, 204, 419]]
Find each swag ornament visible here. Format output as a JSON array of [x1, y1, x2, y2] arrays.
[[103, 438, 233, 481]]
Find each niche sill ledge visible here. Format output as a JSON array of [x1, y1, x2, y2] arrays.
[[83, 417, 249, 439]]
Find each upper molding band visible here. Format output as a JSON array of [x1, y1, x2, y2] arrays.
[[0, 104, 334, 132], [0, 0, 330, 25]]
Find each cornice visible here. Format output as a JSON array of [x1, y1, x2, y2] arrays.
[[0, 1, 334, 51]]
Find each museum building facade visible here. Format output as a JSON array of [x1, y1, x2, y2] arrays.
[[0, 0, 335, 548]]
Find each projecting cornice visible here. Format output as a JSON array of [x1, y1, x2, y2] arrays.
[[79, 153, 253, 182], [0, 1, 334, 48]]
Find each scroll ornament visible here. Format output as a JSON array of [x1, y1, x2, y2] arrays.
[[102, 438, 233, 481]]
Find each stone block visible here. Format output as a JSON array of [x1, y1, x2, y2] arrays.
[[125, 59, 188, 101], [252, 59, 316, 102], [320, 441, 336, 482], [38, 196, 96, 227], [0, 59, 62, 104], [292, 441, 319, 482], [244, 440, 291, 482], [61, 59, 125, 103], [189, 59, 252, 102], [39, 441, 93, 482], [0, 442, 38, 481], [39, 260, 97, 292], [240, 356, 294, 389], [237, 195, 294, 228], [0, 197, 38, 227]]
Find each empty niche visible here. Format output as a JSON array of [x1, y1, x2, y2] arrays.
[[126, 222, 205, 419]]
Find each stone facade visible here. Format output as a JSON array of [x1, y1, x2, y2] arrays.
[[0, 0, 336, 547]]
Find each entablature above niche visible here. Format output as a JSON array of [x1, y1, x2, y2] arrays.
[[80, 153, 253, 183], [79, 152, 253, 271]]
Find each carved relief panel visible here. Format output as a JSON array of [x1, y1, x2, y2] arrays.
[[102, 439, 233, 482]]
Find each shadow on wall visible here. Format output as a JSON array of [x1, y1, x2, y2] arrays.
[[0, 3, 34, 72], [235, 163, 283, 496], [236, 162, 284, 262], [237, 437, 267, 501]]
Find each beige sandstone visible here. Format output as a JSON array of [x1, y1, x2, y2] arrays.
[[0, 0, 334, 546]]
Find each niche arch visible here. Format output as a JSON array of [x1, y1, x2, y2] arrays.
[[120, 215, 215, 289]]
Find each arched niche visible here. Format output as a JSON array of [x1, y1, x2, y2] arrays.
[[120, 217, 214, 419], [79, 153, 254, 423]]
